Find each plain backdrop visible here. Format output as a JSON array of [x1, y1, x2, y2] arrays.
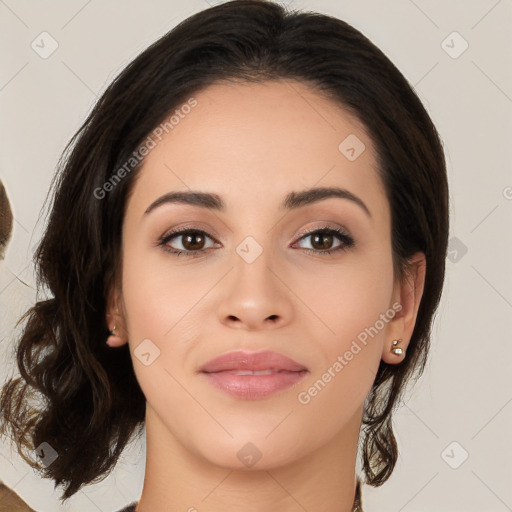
[[1, 1, 511, 511]]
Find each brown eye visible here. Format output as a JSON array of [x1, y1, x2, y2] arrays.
[[310, 232, 336, 250], [294, 227, 354, 255], [180, 232, 206, 251], [158, 229, 217, 256]]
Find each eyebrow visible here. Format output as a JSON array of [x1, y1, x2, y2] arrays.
[[144, 186, 371, 218]]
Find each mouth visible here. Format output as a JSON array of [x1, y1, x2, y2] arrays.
[[199, 350, 309, 400], [200, 369, 309, 400], [208, 369, 303, 375]]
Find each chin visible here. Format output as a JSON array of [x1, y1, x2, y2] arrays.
[[187, 427, 308, 471]]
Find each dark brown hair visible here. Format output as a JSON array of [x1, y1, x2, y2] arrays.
[[0, 180, 13, 260], [0, 0, 449, 501]]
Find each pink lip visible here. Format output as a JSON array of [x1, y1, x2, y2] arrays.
[[199, 350, 309, 400], [200, 350, 307, 373]]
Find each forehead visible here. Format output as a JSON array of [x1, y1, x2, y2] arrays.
[[127, 79, 388, 221]]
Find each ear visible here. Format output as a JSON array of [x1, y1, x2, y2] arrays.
[[382, 252, 426, 364], [105, 279, 128, 348]]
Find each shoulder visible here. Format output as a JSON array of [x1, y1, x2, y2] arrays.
[[0, 482, 35, 511], [0, 482, 138, 512]]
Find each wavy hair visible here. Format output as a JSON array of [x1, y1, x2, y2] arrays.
[[0, 0, 448, 501]]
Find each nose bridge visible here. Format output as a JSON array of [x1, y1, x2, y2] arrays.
[[217, 230, 292, 329], [232, 232, 279, 298]]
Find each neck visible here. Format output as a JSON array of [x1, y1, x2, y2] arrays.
[[135, 404, 362, 512]]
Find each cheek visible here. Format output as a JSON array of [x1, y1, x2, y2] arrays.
[[296, 247, 395, 401], [121, 242, 207, 339], [297, 247, 395, 343], [120, 249, 207, 424]]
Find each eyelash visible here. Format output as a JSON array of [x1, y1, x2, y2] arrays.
[[156, 224, 355, 258]]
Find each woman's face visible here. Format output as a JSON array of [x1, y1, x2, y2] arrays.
[[115, 79, 412, 469]]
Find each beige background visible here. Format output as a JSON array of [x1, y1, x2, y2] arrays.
[[1, 0, 511, 511]]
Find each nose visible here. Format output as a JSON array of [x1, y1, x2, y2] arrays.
[[216, 245, 294, 331]]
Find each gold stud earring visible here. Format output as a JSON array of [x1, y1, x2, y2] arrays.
[[391, 339, 404, 355]]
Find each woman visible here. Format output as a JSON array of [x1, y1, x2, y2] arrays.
[[0, 1, 448, 511]]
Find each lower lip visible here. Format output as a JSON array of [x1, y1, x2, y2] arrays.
[[201, 370, 308, 399]]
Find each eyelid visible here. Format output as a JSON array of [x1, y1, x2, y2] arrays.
[[295, 223, 351, 239]]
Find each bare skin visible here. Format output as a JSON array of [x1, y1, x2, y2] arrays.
[[107, 79, 425, 512]]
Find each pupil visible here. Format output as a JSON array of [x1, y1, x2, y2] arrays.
[[312, 233, 332, 250], [184, 233, 204, 250]]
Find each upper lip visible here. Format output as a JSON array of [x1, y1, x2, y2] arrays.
[[199, 350, 308, 373]]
